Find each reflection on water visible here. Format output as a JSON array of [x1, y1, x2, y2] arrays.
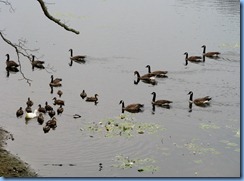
[[0, 0, 240, 177]]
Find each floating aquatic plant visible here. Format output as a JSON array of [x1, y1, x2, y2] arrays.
[[80, 113, 163, 138], [199, 123, 220, 130], [112, 154, 159, 173]]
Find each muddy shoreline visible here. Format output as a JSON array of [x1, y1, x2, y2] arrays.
[[0, 127, 38, 177]]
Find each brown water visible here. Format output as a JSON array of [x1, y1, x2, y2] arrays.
[[0, 0, 240, 177]]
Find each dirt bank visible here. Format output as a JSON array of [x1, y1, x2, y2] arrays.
[[0, 127, 38, 177]]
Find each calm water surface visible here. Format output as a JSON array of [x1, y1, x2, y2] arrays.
[[0, 0, 240, 177]]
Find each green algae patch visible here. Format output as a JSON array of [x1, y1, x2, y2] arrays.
[[81, 114, 163, 138], [199, 123, 220, 130]]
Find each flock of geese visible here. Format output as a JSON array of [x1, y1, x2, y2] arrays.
[[7, 45, 220, 133]]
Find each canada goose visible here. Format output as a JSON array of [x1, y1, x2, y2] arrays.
[[57, 105, 63, 115], [86, 94, 98, 102], [37, 113, 44, 125], [16, 107, 24, 117], [38, 104, 46, 113], [201, 45, 220, 58], [145, 65, 168, 77], [69, 49, 86, 62], [80, 90, 87, 99], [6, 66, 19, 73], [25, 106, 32, 113], [134, 71, 157, 85], [25, 109, 38, 119], [5, 54, 19, 68], [119, 100, 144, 113], [45, 101, 53, 111], [53, 97, 65, 106], [57, 90, 63, 98], [43, 125, 50, 133], [184, 52, 202, 65], [46, 117, 57, 129], [31, 55, 45, 69], [26, 97, 33, 107], [48, 110, 56, 118], [187, 91, 211, 107], [151, 92, 172, 107], [49, 75, 62, 87], [73, 114, 81, 119]]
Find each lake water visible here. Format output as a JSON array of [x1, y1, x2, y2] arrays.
[[0, 0, 240, 177]]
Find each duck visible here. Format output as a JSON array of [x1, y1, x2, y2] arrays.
[[184, 52, 202, 65], [201, 45, 220, 58], [48, 110, 56, 118], [37, 113, 44, 125], [25, 109, 38, 119], [45, 101, 53, 111], [151, 92, 172, 107], [5, 54, 19, 68], [26, 97, 33, 107], [31, 55, 45, 69], [86, 94, 98, 102], [187, 91, 211, 107], [57, 90, 63, 98], [145, 65, 168, 77], [38, 104, 46, 113], [49, 75, 62, 87], [53, 97, 65, 106], [119, 100, 144, 113], [43, 125, 50, 133], [134, 71, 157, 85], [80, 90, 87, 99], [69, 49, 86, 62], [25, 105, 32, 113], [57, 105, 63, 115], [16, 107, 24, 117], [46, 117, 57, 129]]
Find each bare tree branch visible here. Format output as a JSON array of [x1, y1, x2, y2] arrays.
[[0, 0, 15, 12], [37, 0, 80, 34]]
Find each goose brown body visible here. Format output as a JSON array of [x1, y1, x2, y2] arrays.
[[37, 113, 44, 125], [119, 100, 144, 113], [46, 117, 57, 129], [184, 52, 202, 65], [69, 49, 86, 61], [57, 105, 63, 115], [201, 45, 220, 57], [26, 97, 33, 107], [49, 75, 62, 87], [57, 90, 63, 98], [86, 94, 98, 102], [53, 97, 65, 106], [80, 90, 87, 99], [188, 91, 211, 106], [5, 54, 19, 68], [38, 104, 46, 113], [16, 107, 24, 117], [31, 55, 45, 69], [151, 92, 172, 106], [145, 65, 168, 76], [45, 101, 53, 111]]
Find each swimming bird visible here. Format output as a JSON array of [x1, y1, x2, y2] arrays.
[[25, 109, 38, 119], [31, 55, 45, 69], [25, 106, 32, 113], [184, 52, 202, 65], [86, 94, 98, 102], [119, 100, 144, 113], [49, 75, 62, 87], [151, 92, 172, 107], [43, 125, 50, 133], [57, 105, 63, 115], [16, 107, 24, 117], [26, 97, 33, 107], [5, 54, 19, 68], [134, 71, 157, 85], [201, 45, 220, 58], [187, 91, 211, 107], [46, 117, 57, 129], [38, 104, 46, 113], [145, 65, 168, 77], [69, 49, 86, 62], [48, 110, 56, 118], [57, 90, 63, 98], [80, 90, 87, 99], [53, 97, 65, 106], [37, 113, 44, 125], [45, 101, 53, 111]]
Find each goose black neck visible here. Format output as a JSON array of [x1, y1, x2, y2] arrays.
[[120, 101, 125, 109], [69, 49, 73, 57], [152, 92, 156, 102], [147, 65, 151, 73], [134, 71, 140, 78], [32, 55, 35, 62], [6, 54, 10, 61], [189, 93, 193, 101], [185, 59, 188, 66], [202, 46, 206, 54]]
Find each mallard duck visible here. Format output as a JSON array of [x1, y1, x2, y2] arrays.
[[45, 101, 53, 111], [38, 104, 46, 113], [119, 100, 144, 113], [69, 49, 86, 62], [57, 90, 63, 98], [53, 97, 65, 106], [25, 109, 38, 119], [16, 107, 24, 117], [145, 65, 168, 77], [86, 94, 98, 102], [43, 125, 50, 133], [187, 91, 211, 107], [151, 92, 172, 107], [134, 71, 157, 85], [201, 45, 220, 58], [5, 54, 19, 68], [49, 75, 62, 87], [25, 106, 32, 113], [57, 105, 63, 115], [46, 117, 57, 129], [26, 97, 33, 107], [48, 110, 56, 118], [80, 90, 87, 99], [37, 113, 44, 125], [184, 52, 202, 65], [31, 55, 45, 69]]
